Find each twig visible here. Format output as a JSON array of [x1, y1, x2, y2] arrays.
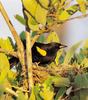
[[0, 48, 18, 58], [65, 13, 88, 22], [5, 88, 18, 97], [26, 31, 34, 96], [71, 87, 88, 93], [12, 85, 29, 93]]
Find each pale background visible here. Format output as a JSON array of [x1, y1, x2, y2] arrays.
[[0, 0, 88, 46]]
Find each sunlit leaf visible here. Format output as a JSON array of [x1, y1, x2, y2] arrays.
[[81, 58, 88, 67], [34, 85, 42, 100], [58, 4, 79, 21], [83, 39, 88, 48], [29, 88, 36, 100], [22, 0, 49, 31], [24, 11, 39, 31], [0, 38, 14, 51], [17, 91, 27, 100], [0, 53, 10, 84], [40, 83, 54, 100], [8, 70, 17, 80], [46, 31, 60, 43], [64, 41, 82, 64], [55, 49, 63, 65], [76, 0, 86, 13], [35, 0, 49, 25]]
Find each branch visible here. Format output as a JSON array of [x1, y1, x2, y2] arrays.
[[0, 2, 25, 66], [26, 31, 34, 95], [0, 48, 18, 58]]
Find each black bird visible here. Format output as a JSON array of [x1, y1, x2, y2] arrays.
[[9, 41, 67, 66], [32, 42, 67, 65]]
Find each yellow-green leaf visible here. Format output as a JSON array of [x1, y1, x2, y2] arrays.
[[17, 91, 28, 100], [0, 38, 13, 51], [55, 49, 63, 65], [22, 0, 49, 30], [52, 76, 70, 87], [24, 11, 39, 31], [29, 88, 36, 100], [81, 58, 88, 67], [0, 53, 10, 84], [64, 41, 82, 64], [46, 31, 60, 43], [83, 39, 88, 48], [8, 70, 17, 80], [76, 0, 86, 13], [40, 83, 54, 100], [23, 0, 37, 16], [58, 4, 79, 21]]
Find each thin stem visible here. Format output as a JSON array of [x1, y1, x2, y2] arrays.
[[66, 13, 88, 22]]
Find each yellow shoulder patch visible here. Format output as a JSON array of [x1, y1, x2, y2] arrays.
[[36, 46, 47, 56]]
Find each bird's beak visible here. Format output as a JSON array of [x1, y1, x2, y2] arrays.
[[60, 44, 67, 49]]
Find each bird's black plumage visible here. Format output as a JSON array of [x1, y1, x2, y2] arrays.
[[32, 42, 64, 65], [9, 41, 67, 66]]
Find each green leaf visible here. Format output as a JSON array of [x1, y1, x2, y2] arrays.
[[64, 41, 82, 64], [55, 87, 66, 100], [20, 31, 26, 41], [15, 14, 26, 25], [74, 73, 88, 88], [52, 76, 70, 87], [37, 34, 45, 43]]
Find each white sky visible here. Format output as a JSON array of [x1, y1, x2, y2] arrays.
[[0, 0, 88, 46], [0, 0, 25, 40]]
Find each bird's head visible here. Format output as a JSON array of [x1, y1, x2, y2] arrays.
[[51, 42, 67, 51]]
